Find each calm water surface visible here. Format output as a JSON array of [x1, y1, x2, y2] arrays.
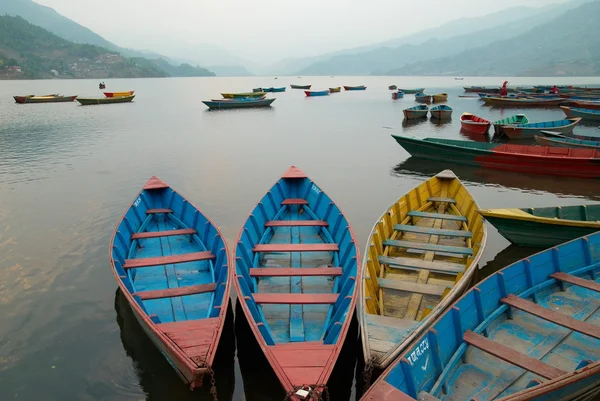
[[1, 76, 600, 401]]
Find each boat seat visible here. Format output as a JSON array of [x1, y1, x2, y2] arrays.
[[281, 198, 308, 205], [131, 228, 196, 240], [249, 267, 343, 276], [123, 251, 215, 269], [463, 330, 567, 380], [146, 208, 173, 214], [407, 211, 467, 222], [502, 294, 600, 340], [550, 272, 600, 293], [383, 239, 473, 255], [253, 244, 339, 253], [378, 256, 464, 275], [378, 278, 451, 296], [394, 224, 472, 238], [134, 283, 217, 300], [265, 220, 328, 227], [252, 293, 338, 304], [427, 197, 456, 204]]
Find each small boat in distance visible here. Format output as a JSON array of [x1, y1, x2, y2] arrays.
[[430, 104, 453, 119], [535, 135, 600, 150], [492, 114, 529, 136], [501, 118, 581, 140], [389, 85, 397, 90], [482, 96, 565, 107], [432, 93, 448, 103], [560, 106, 600, 121], [202, 97, 275, 109], [329, 87, 341, 93], [13, 95, 77, 104], [344, 85, 367, 91], [403, 104, 428, 120], [569, 100, 600, 110], [415, 93, 431, 103], [252, 88, 263, 92], [271, 87, 286, 92], [399, 88, 425, 94], [460, 112, 491, 134], [77, 95, 135, 105], [290, 84, 312, 90], [221, 92, 266, 99], [104, 91, 134, 98], [392, 91, 404, 99], [305, 90, 329, 97]]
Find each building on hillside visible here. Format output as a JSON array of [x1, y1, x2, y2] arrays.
[[7, 66, 22, 73]]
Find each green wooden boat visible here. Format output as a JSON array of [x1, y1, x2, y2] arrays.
[[478, 205, 600, 248], [492, 114, 528, 136], [77, 95, 135, 105]]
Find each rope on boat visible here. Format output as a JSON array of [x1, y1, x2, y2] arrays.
[[283, 384, 330, 401], [362, 357, 376, 395]]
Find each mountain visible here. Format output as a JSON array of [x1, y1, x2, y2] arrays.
[[151, 58, 215, 77], [387, 0, 600, 76], [208, 65, 254, 77]]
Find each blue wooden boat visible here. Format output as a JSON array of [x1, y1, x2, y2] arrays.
[[430, 105, 453, 119], [272, 87, 286, 92], [362, 232, 600, 401], [305, 90, 330, 97], [400, 88, 425, 94], [403, 104, 428, 119], [502, 118, 581, 140], [392, 91, 405, 100], [561, 106, 600, 122], [202, 98, 275, 109], [535, 134, 600, 150], [263, 87, 275, 92], [234, 166, 360, 399], [109, 176, 232, 389], [415, 93, 431, 104]]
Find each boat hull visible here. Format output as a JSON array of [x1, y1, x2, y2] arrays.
[[430, 110, 452, 119], [561, 106, 600, 121], [432, 94, 448, 103], [344, 86, 367, 91], [569, 100, 600, 110], [400, 88, 425, 94], [104, 91, 134, 97], [221, 92, 266, 99], [329, 87, 341, 93], [305, 90, 329, 97], [492, 114, 529, 135], [403, 110, 428, 119], [77, 95, 135, 105], [290, 85, 311, 90], [502, 118, 581, 140], [460, 113, 491, 134], [482, 97, 566, 107], [202, 98, 275, 109], [535, 135, 600, 150], [14, 95, 77, 104]]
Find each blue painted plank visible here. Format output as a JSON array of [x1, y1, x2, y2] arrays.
[[407, 211, 467, 222], [394, 224, 472, 238], [289, 221, 305, 342], [384, 239, 473, 255], [379, 255, 464, 274]]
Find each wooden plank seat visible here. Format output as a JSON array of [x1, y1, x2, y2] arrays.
[[551, 272, 600, 293], [463, 330, 567, 380], [394, 224, 472, 238], [123, 251, 215, 269], [378, 256, 464, 274], [281, 198, 308, 205], [146, 208, 173, 214], [253, 243, 339, 253], [502, 294, 600, 340], [407, 211, 467, 222], [378, 278, 451, 296], [383, 239, 473, 255], [134, 283, 217, 300], [265, 220, 328, 227], [252, 293, 339, 304], [427, 197, 456, 204], [249, 267, 343, 276], [131, 228, 196, 240]]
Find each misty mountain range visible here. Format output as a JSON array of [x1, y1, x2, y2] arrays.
[[1, 0, 598, 77]]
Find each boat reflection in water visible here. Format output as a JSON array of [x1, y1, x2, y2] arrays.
[[401, 117, 428, 130], [459, 127, 490, 142], [235, 300, 357, 401], [115, 289, 236, 401], [475, 244, 542, 283]]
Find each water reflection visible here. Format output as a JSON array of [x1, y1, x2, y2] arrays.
[[401, 118, 428, 130], [394, 157, 600, 201], [459, 128, 491, 142], [115, 289, 236, 401], [235, 301, 357, 401], [476, 244, 541, 282]]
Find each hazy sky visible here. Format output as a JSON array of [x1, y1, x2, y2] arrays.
[[33, 0, 569, 64]]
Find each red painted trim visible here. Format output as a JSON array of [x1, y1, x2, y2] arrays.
[[131, 228, 196, 240], [123, 251, 214, 269], [265, 220, 328, 227], [282, 198, 308, 205], [282, 166, 308, 178], [135, 283, 217, 300], [143, 176, 169, 190], [253, 243, 339, 252], [249, 267, 343, 276], [253, 293, 339, 304], [146, 208, 173, 214]]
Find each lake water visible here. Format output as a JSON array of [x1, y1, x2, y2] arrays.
[[1, 76, 600, 401]]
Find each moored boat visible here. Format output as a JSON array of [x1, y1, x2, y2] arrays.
[[109, 176, 232, 389], [429, 105, 453, 119], [329, 87, 341, 93], [344, 85, 367, 91], [535, 135, 600, 150], [403, 105, 428, 120], [460, 112, 491, 134], [560, 106, 600, 121], [104, 91, 134, 97], [400, 88, 425, 94], [482, 96, 566, 107], [234, 166, 360, 400], [492, 114, 529, 136], [569, 100, 600, 110], [263, 87, 274, 92], [77, 95, 135, 105], [221, 92, 266, 99], [392, 91, 404, 100], [415, 93, 431, 103], [252, 88, 264, 92], [13, 95, 77, 104], [362, 231, 600, 401], [391, 135, 600, 178], [389, 85, 397, 90], [305, 90, 329, 97], [463, 86, 499, 94], [501, 118, 581, 140], [431, 93, 448, 103], [479, 204, 600, 247], [359, 170, 486, 371], [290, 84, 312, 90], [271, 87, 286, 92], [202, 97, 275, 109]]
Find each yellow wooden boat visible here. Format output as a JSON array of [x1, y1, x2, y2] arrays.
[[329, 87, 341, 93], [432, 93, 448, 103], [358, 170, 486, 371], [221, 92, 266, 99]]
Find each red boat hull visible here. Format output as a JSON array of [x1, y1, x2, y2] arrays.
[[104, 91, 135, 97], [570, 101, 600, 110], [460, 113, 491, 134]]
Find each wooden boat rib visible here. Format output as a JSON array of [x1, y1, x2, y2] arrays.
[[359, 170, 486, 370], [460, 112, 490, 134], [221, 92, 266, 99], [482, 96, 566, 107], [403, 105, 428, 120], [234, 166, 360, 399], [430, 105, 453, 119], [290, 84, 312, 90], [501, 118, 581, 140], [202, 98, 275, 109], [535, 135, 600, 150], [362, 232, 600, 401], [109, 176, 231, 389], [391, 135, 600, 178], [492, 114, 529, 136], [14, 95, 77, 104], [479, 204, 600, 247], [77, 95, 135, 105], [104, 91, 134, 97], [561, 106, 600, 121], [305, 90, 329, 97]]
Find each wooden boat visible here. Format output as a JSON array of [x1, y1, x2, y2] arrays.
[[359, 170, 486, 371], [329, 87, 341, 93], [13, 95, 77, 104], [253, 88, 264, 92], [234, 166, 360, 399], [400, 88, 425, 94], [104, 91, 134, 97], [415, 93, 431, 104], [221, 92, 266, 99], [392, 91, 404, 100], [403, 105, 428, 120], [344, 85, 367, 91], [362, 231, 600, 401], [263, 87, 275, 92], [305, 90, 329, 97], [429, 105, 453, 120], [211, 94, 266, 101], [492, 114, 529, 136], [482, 96, 566, 107], [272, 87, 286, 92], [479, 204, 600, 248], [389, 85, 398, 90], [109, 176, 232, 389], [391, 135, 600, 178], [202, 98, 275, 109], [460, 113, 491, 134], [431, 93, 448, 103], [569, 100, 600, 110], [77, 95, 135, 105], [464, 86, 499, 94], [290, 84, 312, 90], [501, 118, 581, 140], [561, 106, 600, 121], [535, 135, 600, 150]]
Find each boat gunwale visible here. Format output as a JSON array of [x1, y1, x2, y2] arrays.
[[478, 207, 600, 228]]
